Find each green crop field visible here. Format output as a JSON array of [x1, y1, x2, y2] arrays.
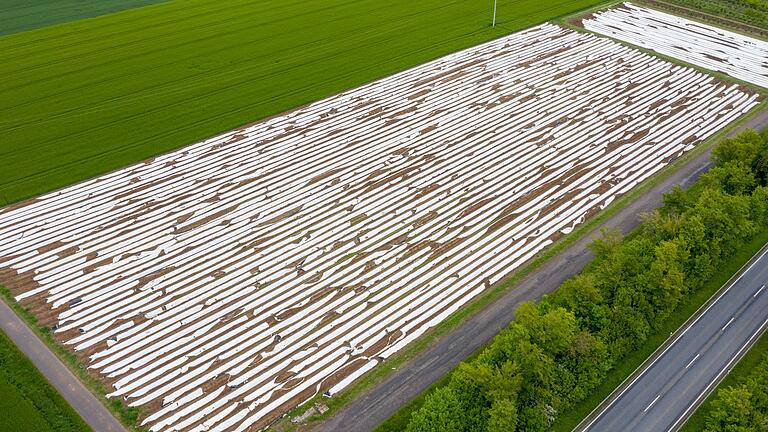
[[0, 0, 604, 205], [0, 329, 89, 432], [0, 0, 166, 36]]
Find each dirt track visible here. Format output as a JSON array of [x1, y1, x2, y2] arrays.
[[313, 109, 768, 432]]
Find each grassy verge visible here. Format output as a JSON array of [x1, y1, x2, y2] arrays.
[[0, 288, 145, 431], [553, 229, 768, 431], [680, 329, 768, 431], [290, 93, 768, 431], [0, 327, 91, 432]]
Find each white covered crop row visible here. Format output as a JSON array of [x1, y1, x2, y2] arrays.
[[584, 2, 768, 88], [0, 24, 759, 432]]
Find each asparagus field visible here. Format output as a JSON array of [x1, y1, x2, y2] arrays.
[[583, 3, 768, 88], [0, 23, 759, 432]]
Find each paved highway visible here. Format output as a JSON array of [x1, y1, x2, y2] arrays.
[[0, 300, 125, 432], [579, 245, 768, 432]]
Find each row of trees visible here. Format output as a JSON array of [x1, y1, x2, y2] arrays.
[[406, 129, 768, 431], [703, 350, 768, 431]]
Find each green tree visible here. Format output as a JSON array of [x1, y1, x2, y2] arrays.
[[486, 398, 518, 432], [702, 161, 756, 195], [704, 386, 759, 432], [662, 185, 690, 214], [548, 275, 609, 333], [407, 387, 465, 432], [750, 186, 768, 226]]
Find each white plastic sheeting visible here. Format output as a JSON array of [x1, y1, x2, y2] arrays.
[[584, 2, 768, 88], [0, 24, 759, 432]]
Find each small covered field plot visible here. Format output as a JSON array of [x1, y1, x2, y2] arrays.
[[0, 24, 760, 432], [583, 3, 768, 88]]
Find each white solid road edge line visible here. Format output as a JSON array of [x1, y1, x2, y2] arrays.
[[644, 394, 661, 413], [578, 245, 768, 431], [667, 317, 768, 432]]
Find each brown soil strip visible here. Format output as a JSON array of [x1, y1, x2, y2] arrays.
[[0, 266, 39, 294], [176, 204, 240, 234], [457, 196, 495, 219], [37, 240, 68, 254], [403, 240, 438, 259], [520, 47, 572, 68], [349, 214, 368, 225], [553, 58, 603, 80], [256, 206, 302, 228], [413, 59, 485, 87], [307, 168, 348, 186], [428, 237, 466, 261], [412, 211, 439, 228], [408, 89, 431, 100]]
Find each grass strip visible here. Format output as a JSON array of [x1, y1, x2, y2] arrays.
[[0, 327, 91, 431]]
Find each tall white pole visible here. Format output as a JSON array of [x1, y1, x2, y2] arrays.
[[492, 0, 497, 27]]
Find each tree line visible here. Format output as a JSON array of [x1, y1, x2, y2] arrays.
[[405, 129, 768, 431]]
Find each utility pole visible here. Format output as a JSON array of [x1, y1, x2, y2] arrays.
[[492, 0, 497, 27]]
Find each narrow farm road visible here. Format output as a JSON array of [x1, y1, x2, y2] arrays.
[[314, 111, 768, 432], [0, 300, 125, 432]]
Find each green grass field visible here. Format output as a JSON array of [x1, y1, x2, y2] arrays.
[[0, 0, 604, 205], [0, 0, 166, 36], [0, 329, 90, 432]]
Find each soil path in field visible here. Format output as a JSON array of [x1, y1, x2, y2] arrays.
[[313, 109, 768, 432], [0, 300, 125, 432]]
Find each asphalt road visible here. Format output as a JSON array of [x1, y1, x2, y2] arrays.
[[579, 245, 768, 432], [315, 111, 768, 432], [0, 300, 126, 432]]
